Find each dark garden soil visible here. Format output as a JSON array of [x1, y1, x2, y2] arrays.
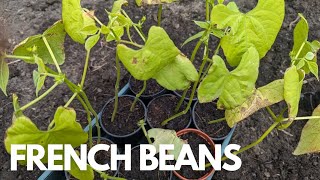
[[0, 0, 320, 179], [175, 132, 214, 179], [147, 94, 190, 131], [194, 101, 231, 139], [118, 146, 171, 180], [101, 96, 145, 136], [130, 77, 165, 98]]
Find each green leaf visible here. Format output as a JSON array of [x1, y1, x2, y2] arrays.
[[153, 54, 199, 90], [148, 128, 186, 160], [306, 61, 319, 80], [296, 59, 306, 70], [293, 105, 320, 155], [4, 107, 88, 164], [32, 70, 45, 97], [198, 47, 260, 109], [117, 26, 198, 90], [85, 33, 100, 51], [225, 79, 284, 127], [211, 0, 285, 66], [194, 21, 210, 29], [291, 14, 309, 59], [136, 0, 176, 6], [284, 66, 305, 120], [226, 2, 239, 12], [13, 21, 66, 65], [111, 0, 128, 13], [305, 52, 315, 61], [218, 0, 224, 4], [0, 57, 9, 96], [62, 0, 97, 44], [182, 31, 204, 47], [106, 26, 124, 42], [68, 151, 94, 180]]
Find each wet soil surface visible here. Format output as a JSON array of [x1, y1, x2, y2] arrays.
[[0, 0, 320, 179]]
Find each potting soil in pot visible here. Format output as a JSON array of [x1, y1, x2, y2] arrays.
[[130, 78, 164, 97]]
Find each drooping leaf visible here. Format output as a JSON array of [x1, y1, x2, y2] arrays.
[[136, 0, 176, 6], [0, 57, 9, 96], [198, 47, 260, 109], [154, 54, 199, 90], [225, 79, 284, 127], [85, 33, 100, 51], [293, 105, 320, 155], [68, 151, 94, 180], [148, 128, 186, 160], [117, 26, 198, 90], [62, 0, 97, 44], [284, 66, 305, 120], [13, 21, 66, 65], [4, 107, 88, 164], [211, 0, 285, 66]]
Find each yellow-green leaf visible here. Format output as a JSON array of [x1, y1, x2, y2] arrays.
[[13, 21, 66, 65], [211, 0, 285, 66], [225, 79, 284, 127], [0, 57, 9, 96], [198, 47, 260, 109], [284, 66, 305, 120], [293, 105, 320, 155], [4, 107, 88, 164]]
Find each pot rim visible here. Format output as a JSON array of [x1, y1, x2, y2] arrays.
[[173, 128, 215, 180], [99, 95, 147, 138], [129, 76, 166, 99]]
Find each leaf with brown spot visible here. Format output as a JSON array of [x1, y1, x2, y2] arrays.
[[225, 79, 284, 127]]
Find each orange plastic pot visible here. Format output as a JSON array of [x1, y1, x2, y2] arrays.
[[173, 128, 215, 180]]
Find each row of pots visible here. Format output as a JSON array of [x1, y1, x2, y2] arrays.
[[67, 128, 215, 180], [68, 78, 232, 180]]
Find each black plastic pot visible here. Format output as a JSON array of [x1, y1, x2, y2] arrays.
[[192, 101, 233, 141], [146, 94, 192, 131], [129, 76, 167, 101], [118, 145, 172, 179], [99, 95, 147, 145], [173, 89, 198, 102], [65, 137, 121, 180]]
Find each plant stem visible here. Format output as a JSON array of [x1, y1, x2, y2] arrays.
[[130, 80, 146, 112], [206, 121, 280, 167], [157, 4, 163, 27], [266, 107, 277, 121], [42, 36, 61, 73], [294, 41, 306, 60], [162, 45, 209, 126], [4, 55, 34, 61], [208, 117, 226, 124], [80, 50, 91, 88], [120, 40, 143, 48], [111, 52, 121, 123], [138, 120, 152, 144], [64, 93, 77, 107], [205, 0, 210, 21], [283, 116, 320, 121], [20, 82, 59, 111], [121, 10, 146, 42]]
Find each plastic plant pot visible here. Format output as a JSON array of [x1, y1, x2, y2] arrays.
[[65, 137, 121, 180], [173, 90, 197, 102], [173, 128, 215, 180], [146, 94, 192, 132], [99, 95, 147, 144], [118, 145, 172, 179], [192, 101, 234, 141], [129, 76, 167, 101]]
